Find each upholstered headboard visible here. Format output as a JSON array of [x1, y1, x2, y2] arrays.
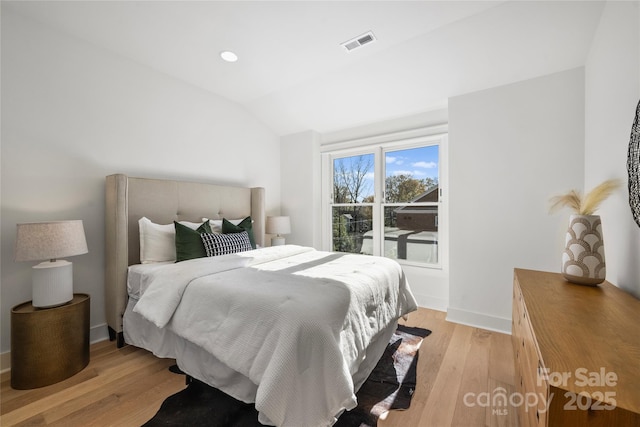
[[104, 174, 265, 345]]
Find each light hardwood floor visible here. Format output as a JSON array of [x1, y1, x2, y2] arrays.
[[0, 308, 518, 427]]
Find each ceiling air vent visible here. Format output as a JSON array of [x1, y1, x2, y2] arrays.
[[341, 31, 376, 52]]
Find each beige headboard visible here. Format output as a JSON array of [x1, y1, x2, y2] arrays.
[[105, 174, 265, 345]]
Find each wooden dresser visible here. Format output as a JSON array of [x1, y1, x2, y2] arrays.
[[512, 269, 640, 427]]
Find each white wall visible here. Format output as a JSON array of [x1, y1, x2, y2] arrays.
[[585, 0, 640, 297], [448, 68, 586, 332], [0, 9, 280, 356], [280, 131, 321, 247], [446, 1, 640, 332]]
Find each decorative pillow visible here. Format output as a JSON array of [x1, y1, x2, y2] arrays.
[[139, 217, 207, 264], [201, 231, 253, 257], [174, 221, 213, 262], [222, 216, 256, 249]]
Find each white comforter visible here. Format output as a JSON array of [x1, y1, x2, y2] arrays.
[[133, 245, 417, 427]]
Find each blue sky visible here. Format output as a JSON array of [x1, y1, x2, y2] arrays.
[[335, 145, 439, 202], [384, 145, 439, 181], [362, 145, 439, 191]]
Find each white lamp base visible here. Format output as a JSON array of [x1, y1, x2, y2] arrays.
[[271, 236, 285, 246], [32, 260, 73, 308]]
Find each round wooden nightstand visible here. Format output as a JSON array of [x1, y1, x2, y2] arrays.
[[11, 293, 90, 389]]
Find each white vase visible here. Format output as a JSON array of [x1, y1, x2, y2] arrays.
[[561, 214, 606, 286]]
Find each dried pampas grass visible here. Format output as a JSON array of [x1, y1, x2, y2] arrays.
[[549, 179, 621, 215]]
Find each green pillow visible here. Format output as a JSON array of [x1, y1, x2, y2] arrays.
[[174, 221, 212, 262], [222, 217, 256, 249]]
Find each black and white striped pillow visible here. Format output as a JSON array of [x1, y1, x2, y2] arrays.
[[201, 231, 252, 257]]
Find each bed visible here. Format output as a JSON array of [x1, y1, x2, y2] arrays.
[[104, 174, 418, 427]]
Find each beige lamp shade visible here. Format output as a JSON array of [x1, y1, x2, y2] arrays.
[[266, 216, 291, 247], [266, 216, 291, 236], [15, 220, 88, 262]]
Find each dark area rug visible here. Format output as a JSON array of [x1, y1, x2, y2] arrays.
[[143, 324, 431, 427]]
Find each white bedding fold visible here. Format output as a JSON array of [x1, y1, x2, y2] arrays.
[[133, 245, 417, 427]]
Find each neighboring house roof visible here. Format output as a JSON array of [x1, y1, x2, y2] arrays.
[[394, 185, 439, 213]]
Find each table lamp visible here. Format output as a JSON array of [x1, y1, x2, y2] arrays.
[[15, 220, 88, 308], [266, 216, 291, 246]]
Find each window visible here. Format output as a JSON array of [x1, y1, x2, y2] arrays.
[[323, 134, 445, 268], [332, 153, 374, 253]]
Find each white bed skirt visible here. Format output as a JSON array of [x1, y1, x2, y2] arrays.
[[123, 297, 398, 426]]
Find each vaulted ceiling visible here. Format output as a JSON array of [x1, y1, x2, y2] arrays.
[[5, 1, 605, 135]]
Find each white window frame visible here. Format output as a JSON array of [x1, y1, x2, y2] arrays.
[[321, 131, 448, 269]]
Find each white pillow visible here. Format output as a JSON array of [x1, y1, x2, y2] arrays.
[[202, 217, 246, 233], [138, 217, 203, 264]]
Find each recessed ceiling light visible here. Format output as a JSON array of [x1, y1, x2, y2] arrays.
[[220, 51, 238, 63]]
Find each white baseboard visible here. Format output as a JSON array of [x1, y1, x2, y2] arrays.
[[414, 294, 448, 312], [90, 323, 110, 345], [0, 351, 11, 374], [0, 323, 110, 374], [446, 306, 512, 334]]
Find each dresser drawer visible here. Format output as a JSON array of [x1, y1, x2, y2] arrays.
[[513, 277, 549, 427]]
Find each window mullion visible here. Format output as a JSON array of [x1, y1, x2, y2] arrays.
[[372, 148, 384, 257]]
